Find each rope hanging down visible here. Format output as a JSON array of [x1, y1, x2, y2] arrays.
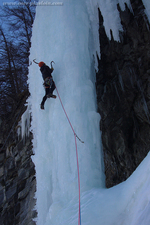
[[55, 86, 84, 144], [55, 86, 83, 225]]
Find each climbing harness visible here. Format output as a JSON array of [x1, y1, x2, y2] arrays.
[[44, 77, 53, 88], [55, 86, 83, 225]]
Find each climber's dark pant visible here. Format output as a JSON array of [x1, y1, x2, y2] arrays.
[[41, 82, 55, 106]]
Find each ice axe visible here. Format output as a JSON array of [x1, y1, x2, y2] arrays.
[[50, 61, 55, 68], [33, 59, 55, 67], [33, 59, 39, 64]]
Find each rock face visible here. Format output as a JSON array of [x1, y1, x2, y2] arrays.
[[96, 0, 150, 187], [0, 96, 36, 225]]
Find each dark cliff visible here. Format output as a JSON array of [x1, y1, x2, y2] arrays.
[[96, 0, 150, 187], [0, 92, 36, 225]]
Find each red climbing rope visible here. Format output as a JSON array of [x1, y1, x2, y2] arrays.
[[55, 86, 81, 225], [74, 134, 81, 225]]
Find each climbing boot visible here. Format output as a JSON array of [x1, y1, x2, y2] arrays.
[[40, 104, 44, 110]]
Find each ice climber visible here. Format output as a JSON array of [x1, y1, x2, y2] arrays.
[[39, 61, 56, 109]]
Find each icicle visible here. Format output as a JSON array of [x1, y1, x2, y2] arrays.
[[21, 104, 31, 139]]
